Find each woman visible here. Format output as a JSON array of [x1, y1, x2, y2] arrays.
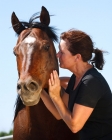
[[41, 29, 112, 139]]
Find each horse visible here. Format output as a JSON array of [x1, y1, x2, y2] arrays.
[[11, 6, 79, 140]]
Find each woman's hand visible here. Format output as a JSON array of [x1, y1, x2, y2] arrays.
[[49, 70, 61, 100]]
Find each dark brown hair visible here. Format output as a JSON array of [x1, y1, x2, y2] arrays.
[[60, 29, 105, 70]]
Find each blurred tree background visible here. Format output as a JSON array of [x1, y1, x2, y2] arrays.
[[0, 129, 13, 137]]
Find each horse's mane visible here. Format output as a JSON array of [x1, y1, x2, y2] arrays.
[[13, 95, 25, 121], [18, 12, 58, 43]]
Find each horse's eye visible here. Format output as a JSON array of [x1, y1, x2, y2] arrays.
[[44, 45, 50, 51]]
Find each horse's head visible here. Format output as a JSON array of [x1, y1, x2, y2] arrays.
[[11, 6, 59, 106]]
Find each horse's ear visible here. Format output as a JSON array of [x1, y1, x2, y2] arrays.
[[40, 6, 50, 26], [11, 12, 25, 34]]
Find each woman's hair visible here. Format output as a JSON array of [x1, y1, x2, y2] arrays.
[[60, 29, 105, 70]]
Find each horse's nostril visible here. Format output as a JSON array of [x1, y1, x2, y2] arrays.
[[29, 82, 38, 91], [17, 81, 38, 92], [17, 84, 21, 90]]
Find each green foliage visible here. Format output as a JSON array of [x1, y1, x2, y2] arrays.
[[9, 129, 13, 135], [0, 129, 13, 137], [0, 132, 8, 137]]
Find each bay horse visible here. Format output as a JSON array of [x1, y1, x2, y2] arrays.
[[11, 6, 79, 140]]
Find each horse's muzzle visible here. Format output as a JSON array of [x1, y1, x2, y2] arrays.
[[17, 77, 42, 106]]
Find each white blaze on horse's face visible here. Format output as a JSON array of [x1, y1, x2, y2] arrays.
[[22, 36, 36, 73], [24, 36, 36, 44], [18, 35, 42, 106]]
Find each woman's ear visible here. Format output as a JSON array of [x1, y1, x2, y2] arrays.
[[74, 54, 82, 62]]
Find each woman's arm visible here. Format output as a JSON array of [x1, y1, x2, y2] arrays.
[[40, 89, 61, 120], [40, 77, 69, 120], [49, 70, 94, 133], [41, 89, 69, 120]]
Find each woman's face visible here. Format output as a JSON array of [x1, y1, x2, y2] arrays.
[[57, 39, 75, 69]]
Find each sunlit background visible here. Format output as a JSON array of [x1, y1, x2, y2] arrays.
[[0, 0, 112, 132]]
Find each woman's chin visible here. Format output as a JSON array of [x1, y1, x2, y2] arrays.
[[59, 64, 63, 68], [59, 64, 65, 69]]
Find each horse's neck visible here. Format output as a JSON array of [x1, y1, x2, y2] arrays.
[[25, 99, 49, 121], [25, 105, 39, 121], [21, 99, 56, 134]]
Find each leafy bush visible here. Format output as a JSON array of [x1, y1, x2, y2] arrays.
[[0, 129, 13, 137]]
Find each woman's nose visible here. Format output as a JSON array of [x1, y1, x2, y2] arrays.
[[56, 52, 60, 58]]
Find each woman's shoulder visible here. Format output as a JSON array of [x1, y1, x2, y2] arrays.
[[82, 67, 111, 93], [83, 67, 104, 82]]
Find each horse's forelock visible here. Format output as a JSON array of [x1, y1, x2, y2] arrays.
[[19, 23, 58, 43], [18, 12, 58, 42]]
